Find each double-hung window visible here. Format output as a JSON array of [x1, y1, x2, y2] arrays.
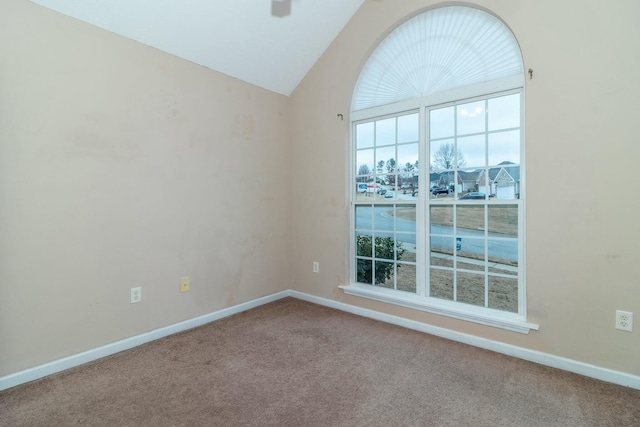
[[346, 6, 536, 332]]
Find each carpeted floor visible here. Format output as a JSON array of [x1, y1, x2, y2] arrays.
[[1, 297, 639, 426]]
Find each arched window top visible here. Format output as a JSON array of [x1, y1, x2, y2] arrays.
[[352, 6, 524, 112]]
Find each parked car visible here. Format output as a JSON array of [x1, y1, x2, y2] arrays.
[[459, 192, 486, 200], [376, 188, 387, 195], [431, 187, 450, 195]]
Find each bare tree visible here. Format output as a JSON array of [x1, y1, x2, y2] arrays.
[[432, 143, 465, 170], [357, 164, 371, 176]]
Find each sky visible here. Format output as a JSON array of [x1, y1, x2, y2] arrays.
[[355, 93, 521, 176]]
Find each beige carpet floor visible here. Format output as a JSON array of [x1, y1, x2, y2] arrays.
[[1, 297, 639, 426]]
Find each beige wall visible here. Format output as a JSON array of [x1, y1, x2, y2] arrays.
[[290, 0, 640, 375], [0, 0, 291, 376], [2, 0, 639, 381]]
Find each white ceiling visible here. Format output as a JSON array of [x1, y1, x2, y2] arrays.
[[30, 0, 366, 96]]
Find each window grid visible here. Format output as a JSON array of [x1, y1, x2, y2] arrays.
[[354, 112, 419, 293], [427, 91, 522, 313], [353, 90, 522, 313], [349, 6, 529, 328]]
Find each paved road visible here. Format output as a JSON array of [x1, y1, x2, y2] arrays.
[[356, 207, 517, 262]]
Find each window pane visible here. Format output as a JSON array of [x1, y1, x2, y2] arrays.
[[430, 205, 453, 235], [430, 106, 455, 140], [372, 206, 393, 232], [398, 113, 419, 143], [396, 204, 416, 226], [458, 169, 481, 196], [492, 165, 520, 200], [375, 261, 395, 287], [398, 174, 418, 199], [488, 93, 520, 131], [457, 134, 484, 169], [457, 271, 485, 307], [378, 185, 396, 201], [398, 144, 419, 173], [356, 149, 374, 176], [397, 263, 416, 293], [355, 206, 372, 230], [456, 205, 485, 236], [430, 171, 454, 200], [355, 233, 373, 257], [488, 205, 518, 237], [375, 146, 395, 172], [355, 181, 368, 201], [488, 130, 519, 166], [488, 239, 518, 272], [397, 206, 417, 260], [356, 122, 374, 149], [488, 275, 518, 312], [431, 238, 454, 268], [375, 117, 396, 146], [430, 139, 456, 171], [457, 100, 486, 135], [457, 256, 485, 272], [397, 242, 415, 262], [365, 175, 387, 203], [356, 259, 373, 285], [374, 237, 397, 260], [430, 268, 453, 301], [456, 237, 483, 265]]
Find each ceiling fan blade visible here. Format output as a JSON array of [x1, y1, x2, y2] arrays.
[[271, 0, 291, 17]]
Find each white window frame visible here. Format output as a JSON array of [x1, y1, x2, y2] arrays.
[[343, 85, 538, 334]]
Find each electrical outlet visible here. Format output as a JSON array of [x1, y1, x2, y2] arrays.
[[180, 277, 190, 293], [313, 262, 319, 273], [615, 310, 633, 332], [131, 287, 142, 304]]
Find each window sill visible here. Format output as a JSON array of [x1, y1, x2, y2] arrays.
[[340, 284, 539, 334]]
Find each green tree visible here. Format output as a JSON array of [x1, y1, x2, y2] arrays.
[[386, 158, 397, 185], [356, 236, 406, 285], [386, 158, 396, 173]]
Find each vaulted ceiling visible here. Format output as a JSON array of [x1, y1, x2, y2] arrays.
[[30, 0, 366, 96]]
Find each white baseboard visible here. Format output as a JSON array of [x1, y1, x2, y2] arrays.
[[290, 290, 640, 390], [0, 291, 290, 392], [2, 289, 638, 392]]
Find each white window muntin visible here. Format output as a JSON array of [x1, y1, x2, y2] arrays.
[[426, 89, 524, 315], [352, 110, 421, 292], [350, 88, 527, 326]]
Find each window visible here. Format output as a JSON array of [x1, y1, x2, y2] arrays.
[[354, 112, 419, 292], [346, 6, 536, 333]]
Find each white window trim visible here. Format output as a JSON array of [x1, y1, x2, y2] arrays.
[[348, 88, 537, 334], [340, 283, 539, 334]]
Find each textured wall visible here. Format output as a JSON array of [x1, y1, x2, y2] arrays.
[[290, 0, 640, 375], [0, 0, 291, 375]]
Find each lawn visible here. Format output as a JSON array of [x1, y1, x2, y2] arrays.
[[394, 205, 518, 236], [362, 204, 519, 312]]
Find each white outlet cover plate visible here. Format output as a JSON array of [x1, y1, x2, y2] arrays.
[[131, 287, 142, 304], [616, 310, 633, 331]]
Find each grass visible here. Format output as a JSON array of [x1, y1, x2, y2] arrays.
[[394, 205, 517, 236], [362, 201, 519, 312], [377, 246, 518, 313]]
